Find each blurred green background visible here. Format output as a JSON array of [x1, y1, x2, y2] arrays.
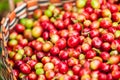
[[0, 0, 22, 21]]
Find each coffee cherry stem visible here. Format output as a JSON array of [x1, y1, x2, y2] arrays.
[[92, 48, 101, 54]]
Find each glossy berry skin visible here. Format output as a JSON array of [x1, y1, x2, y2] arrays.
[[41, 57, 51, 64], [67, 36, 79, 48], [36, 51, 45, 60], [34, 41, 43, 51], [110, 64, 119, 71], [112, 70, 120, 79], [90, 21, 100, 29], [92, 37, 102, 48], [24, 46, 33, 57], [107, 73, 113, 80], [44, 62, 54, 71], [81, 43, 91, 52], [59, 50, 69, 60], [100, 19, 112, 29], [56, 38, 67, 50], [33, 9, 42, 19], [59, 74, 71, 80], [90, 29, 99, 38], [111, 40, 120, 50], [101, 42, 111, 51], [90, 59, 101, 70], [55, 20, 65, 29], [32, 26, 43, 38], [72, 64, 81, 75], [69, 30, 79, 37], [50, 34, 60, 44], [108, 27, 116, 33], [14, 60, 24, 68], [109, 4, 118, 13], [28, 72, 37, 80], [100, 52, 110, 61], [76, 45, 82, 53], [42, 31, 49, 40], [81, 28, 90, 37], [67, 57, 79, 66], [85, 50, 96, 59], [108, 55, 120, 64], [71, 75, 79, 80], [83, 60, 90, 69], [91, 70, 99, 79], [38, 75, 46, 80], [98, 73, 107, 80], [64, 18, 71, 27], [79, 36, 85, 44], [73, 23, 82, 32], [117, 45, 120, 52], [50, 46, 60, 56], [71, 50, 80, 58], [59, 29, 69, 39], [19, 39, 28, 47], [63, 3, 72, 11], [20, 63, 31, 74], [45, 70, 55, 79], [51, 57, 60, 65], [83, 20, 91, 28], [42, 41, 53, 52], [85, 7, 93, 14], [101, 33, 114, 43], [27, 60, 37, 69], [79, 68, 91, 77], [100, 63, 110, 73], [90, 13, 98, 21], [63, 12, 71, 19], [112, 12, 120, 22], [15, 24, 25, 33], [40, 21, 50, 30], [58, 62, 68, 74]]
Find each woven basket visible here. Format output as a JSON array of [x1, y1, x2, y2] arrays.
[[0, 0, 75, 80]]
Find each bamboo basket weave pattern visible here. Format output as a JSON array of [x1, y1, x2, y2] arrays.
[[0, 0, 75, 80]]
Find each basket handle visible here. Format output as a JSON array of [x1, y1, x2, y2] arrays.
[[8, 0, 29, 11]]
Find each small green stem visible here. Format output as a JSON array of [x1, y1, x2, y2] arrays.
[[92, 48, 101, 54]]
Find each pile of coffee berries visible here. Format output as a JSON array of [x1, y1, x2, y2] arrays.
[[7, 0, 120, 80]]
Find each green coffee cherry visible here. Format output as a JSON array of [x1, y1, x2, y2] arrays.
[[44, 9, 52, 17], [76, 0, 87, 8], [20, 18, 27, 26], [36, 68, 44, 75], [91, 0, 100, 9], [18, 49, 24, 55], [34, 63, 43, 70], [25, 19, 33, 29]]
